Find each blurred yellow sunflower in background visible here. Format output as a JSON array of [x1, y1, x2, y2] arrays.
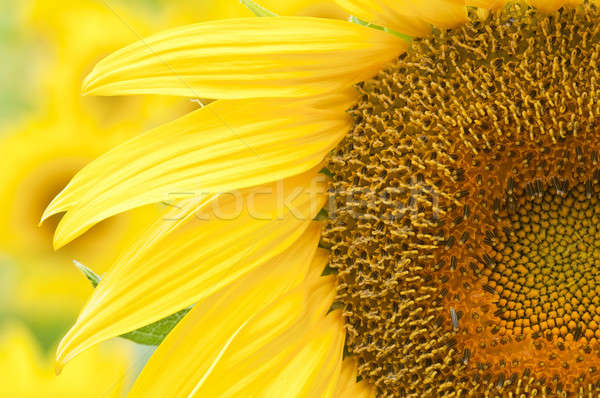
[[1, 1, 347, 397], [0, 0, 183, 346], [43, 0, 600, 396], [0, 1, 187, 395], [163, 0, 346, 25], [0, 322, 135, 398]]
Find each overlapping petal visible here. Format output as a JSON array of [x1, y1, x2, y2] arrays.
[[48, 1, 600, 397], [55, 168, 328, 369], [334, 358, 377, 398], [42, 93, 354, 248], [466, 0, 505, 8], [469, 0, 586, 11], [336, 0, 429, 36], [81, 17, 406, 99], [335, 0, 467, 36], [129, 248, 343, 398], [525, 0, 568, 13]]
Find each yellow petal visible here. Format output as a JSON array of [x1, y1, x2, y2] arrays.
[[334, 358, 376, 398], [411, 0, 468, 29], [567, 0, 594, 5], [257, 312, 344, 398], [55, 169, 327, 369], [43, 93, 354, 248], [335, 0, 467, 36], [525, 0, 567, 13], [335, 0, 431, 36], [129, 249, 344, 398], [466, 0, 506, 8], [82, 17, 406, 99]]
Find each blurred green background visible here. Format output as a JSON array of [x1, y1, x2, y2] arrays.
[[0, 0, 345, 396]]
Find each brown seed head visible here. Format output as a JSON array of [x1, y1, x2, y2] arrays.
[[323, 2, 600, 396]]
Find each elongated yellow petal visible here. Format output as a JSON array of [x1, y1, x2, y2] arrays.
[[335, 0, 467, 36], [411, 0, 467, 29], [468, 1, 581, 14], [82, 17, 406, 99], [43, 93, 354, 248], [55, 169, 327, 370], [257, 312, 344, 398], [129, 249, 344, 398], [525, 0, 567, 13], [334, 358, 376, 398], [466, 0, 505, 8], [335, 0, 431, 36]]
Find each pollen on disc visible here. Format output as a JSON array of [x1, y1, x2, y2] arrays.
[[322, 3, 600, 396]]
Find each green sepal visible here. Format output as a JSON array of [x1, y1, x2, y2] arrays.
[[349, 15, 412, 43], [241, 0, 278, 17], [318, 241, 331, 250], [321, 264, 337, 276], [327, 301, 345, 314], [314, 208, 329, 221], [74, 260, 189, 346], [319, 167, 333, 178]]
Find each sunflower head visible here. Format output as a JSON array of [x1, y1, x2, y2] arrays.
[[324, 1, 600, 395]]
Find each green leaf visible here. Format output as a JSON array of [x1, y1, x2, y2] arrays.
[[240, 0, 278, 17], [120, 308, 191, 346], [74, 260, 189, 346], [321, 264, 337, 276], [349, 15, 412, 43]]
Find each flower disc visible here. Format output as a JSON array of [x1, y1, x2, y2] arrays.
[[323, 3, 600, 396]]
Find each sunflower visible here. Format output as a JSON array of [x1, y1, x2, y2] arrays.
[[27, 0, 197, 130], [0, 0, 37, 128], [46, 0, 600, 396], [0, 96, 169, 345], [0, 0, 187, 349], [0, 322, 135, 398], [164, 0, 347, 25]]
